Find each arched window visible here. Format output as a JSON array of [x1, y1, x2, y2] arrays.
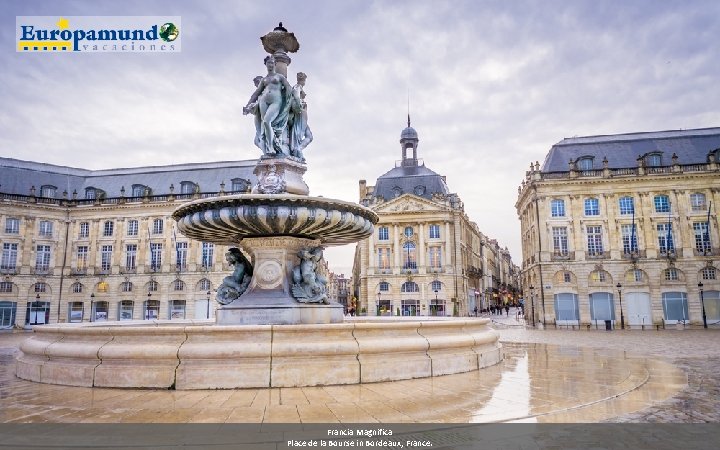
[[199, 278, 211, 291], [431, 280, 442, 292], [174, 279, 185, 291], [71, 282, 83, 293], [401, 281, 419, 293], [577, 157, 594, 171], [646, 153, 662, 167], [404, 226, 414, 237], [148, 280, 159, 292], [97, 281, 109, 293], [40, 185, 57, 198], [379, 281, 389, 292], [121, 281, 133, 292], [584, 198, 600, 216], [84, 187, 97, 200], [131, 184, 148, 198], [180, 181, 197, 195], [34, 282, 47, 293], [702, 267, 717, 280], [402, 242, 417, 269]]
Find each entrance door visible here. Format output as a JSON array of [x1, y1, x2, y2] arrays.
[[0, 302, 17, 328], [625, 292, 652, 327], [27, 301, 50, 325]]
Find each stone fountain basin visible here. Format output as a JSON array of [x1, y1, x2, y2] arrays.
[[16, 318, 502, 390], [172, 194, 379, 246]]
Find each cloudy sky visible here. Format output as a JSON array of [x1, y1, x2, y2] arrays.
[[3, 0, 720, 274]]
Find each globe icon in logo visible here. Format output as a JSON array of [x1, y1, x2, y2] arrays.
[[159, 23, 179, 42]]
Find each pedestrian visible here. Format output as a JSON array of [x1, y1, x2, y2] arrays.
[[473, 306, 478, 317], [505, 305, 510, 316]]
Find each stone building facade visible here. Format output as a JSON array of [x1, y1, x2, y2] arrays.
[[352, 121, 518, 317], [0, 157, 255, 327], [516, 127, 720, 328]]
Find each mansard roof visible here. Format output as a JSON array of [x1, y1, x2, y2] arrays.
[[541, 127, 720, 172], [0, 157, 257, 196], [373, 163, 450, 201]]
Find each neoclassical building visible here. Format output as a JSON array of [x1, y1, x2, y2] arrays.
[[352, 120, 518, 316], [0, 157, 255, 327], [516, 127, 720, 328]]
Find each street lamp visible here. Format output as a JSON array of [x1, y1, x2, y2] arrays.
[[206, 290, 211, 319], [616, 283, 624, 330], [699, 282, 707, 329], [529, 285, 536, 327], [90, 293, 95, 322], [377, 291, 381, 316]]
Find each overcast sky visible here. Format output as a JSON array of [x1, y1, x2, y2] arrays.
[[3, 0, 720, 275]]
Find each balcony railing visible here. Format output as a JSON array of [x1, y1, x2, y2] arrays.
[[551, 251, 575, 261], [586, 251, 609, 260]]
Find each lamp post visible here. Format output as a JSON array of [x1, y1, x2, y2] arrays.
[[616, 283, 624, 329], [434, 289, 438, 317], [377, 291, 381, 316], [529, 285, 536, 327], [699, 282, 707, 329], [206, 290, 211, 319], [90, 293, 95, 322]]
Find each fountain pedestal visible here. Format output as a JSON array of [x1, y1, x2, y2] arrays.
[[216, 236, 344, 325]]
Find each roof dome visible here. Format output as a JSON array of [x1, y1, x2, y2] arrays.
[[400, 126, 418, 140]]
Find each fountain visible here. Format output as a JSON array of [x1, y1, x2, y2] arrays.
[[15, 24, 502, 390]]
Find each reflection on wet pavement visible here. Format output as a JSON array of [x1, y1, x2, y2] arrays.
[[0, 332, 687, 423]]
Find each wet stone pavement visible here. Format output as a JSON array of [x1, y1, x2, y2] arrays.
[[0, 322, 718, 424]]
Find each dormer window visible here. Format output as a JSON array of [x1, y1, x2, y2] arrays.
[[646, 153, 662, 167], [131, 184, 148, 197], [180, 181, 197, 195], [577, 157, 594, 171], [84, 188, 96, 200], [392, 186, 402, 198], [40, 185, 57, 198], [413, 185, 426, 196], [231, 178, 249, 193]]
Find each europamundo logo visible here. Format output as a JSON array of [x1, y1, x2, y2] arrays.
[[16, 16, 181, 52]]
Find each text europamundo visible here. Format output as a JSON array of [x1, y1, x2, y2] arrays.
[[16, 16, 181, 53]]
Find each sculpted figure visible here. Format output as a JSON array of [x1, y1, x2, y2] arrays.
[[243, 55, 293, 156], [290, 246, 328, 304], [289, 72, 313, 160], [216, 248, 253, 305]]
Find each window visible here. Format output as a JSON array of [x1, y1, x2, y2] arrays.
[[661, 292, 688, 322], [39, 220, 53, 237], [657, 223, 675, 254], [413, 185, 426, 196], [654, 195, 670, 213], [103, 221, 114, 237], [621, 224, 638, 254], [97, 281, 109, 293], [144, 299, 160, 320], [34, 282, 47, 293], [173, 279, 185, 291], [0, 282, 13, 293], [401, 281, 419, 293], [379, 281, 390, 292], [79, 222, 89, 238], [402, 242, 417, 270], [125, 244, 137, 270], [378, 226, 389, 241], [119, 301, 134, 321], [176, 242, 188, 270], [589, 292, 614, 321], [101, 245, 113, 271], [127, 220, 139, 236], [550, 199, 565, 217], [552, 227, 568, 256], [71, 282, 83, 294], [40, 185, 56, 198], [148, 280, 159, 292], [618, 196, 634, 215], [1, 244, 18, 270], [584, 198, 599, 216], [690, 193, 707, 212], [150, 243, 163, 270], [664, 268, 678, 281], [68, 302, 84, 323], [428, 247, 442, 268], [404, 226, 414, 237], [84, 188, 96, 200], [199, 279, 211, 291], [693, 222, 711, 253], [646, 153, 662, 167], [76, 246, 88, 271], [121, 281, 133, 292], [563, 272, 572, 283], [428, 224, 440, 239], [201, 242, 214, 268], [590, 270, 607, 283], [132, 185, 146, 197], [170, 300, 186, 319], [231, 179, 248, 193], [180, 182, 196, 195], [431, 280, 442, 292], [555, 293, 579, 321], [577, 157, 593, 171], [35, 245, 51, 271], [4, 218, 19, 234], [377, 248, 390, 269], [152, 218, 164, 235], [586, 226, 603, 256], [625, 269, 644, 282], [701, 267, 716, 280]]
